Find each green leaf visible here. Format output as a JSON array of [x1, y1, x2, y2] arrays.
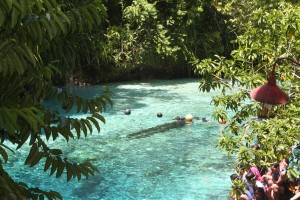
[[33, 21, 43, 45], [81, 7, 94, 31], [40, 18, 54, 40], [80, 120, 87, 137], [20, 44, 36, 67], [16, 128, 31, 149], [57, 10, 71, 26], [66, 12, 77, 33], [0, 7, 6, 27], [81, 163, 94, 176], [39, 194, 45, 200], [5, 0, 12, 11], [43, 0, 53, 11], [85, 161, 99, 173], [50, 159, 58, 176], [20, 0, 27, 19], [66, 162, 74, 181], [44, 156, 53, 172], [11, 50, 25, 74], [16, 109, 36, 131], [50, 149, 62, 156], [30, 152, 44, 167], [0, 143, 14, 153], [25, 143, 38, 165], [87, 5, 101, 24], [73, 121, 81, 138], [49, 20, 58, 37], [52, 14, 66, 35], [76, 98, 82, 113], [11, 7, 21, 28], [100, 94, 113, 107], [79, 164, 89, 178], [0, 39, 15, 57], [0, 146, 8, 162], [92, 113, 105, 123], [34, 0, 43, 12], [56, 159, 65, 178], [44, 128, 51, 140], [2, 107, 18, 133], [87, 117, 100, 132], [82, 101, 88, 113], [82, 119, 92, 134], [73, 163, 81, 181]]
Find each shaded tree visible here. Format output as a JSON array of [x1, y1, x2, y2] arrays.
[[0, 0, 112, 199], [192, 0, 300, 197]]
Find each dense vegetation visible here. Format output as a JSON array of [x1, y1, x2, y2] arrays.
[[193, 0, 300, 198], [0, 0, 112, 199], [49, 0, 229, 84], [2, 0, 300, 199]]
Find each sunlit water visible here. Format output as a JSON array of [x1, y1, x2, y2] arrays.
[[4, 79, 235, 200]]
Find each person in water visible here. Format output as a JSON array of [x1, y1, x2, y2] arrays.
[[173, 116, 185, 121], [202, 118, 208, 122]]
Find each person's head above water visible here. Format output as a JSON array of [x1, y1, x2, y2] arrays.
[[174, 116, 184, 120], [202, 118, 208, 122]]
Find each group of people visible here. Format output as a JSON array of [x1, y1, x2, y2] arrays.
[[230, 158, 300, 200], [172, 115, 213, 122]]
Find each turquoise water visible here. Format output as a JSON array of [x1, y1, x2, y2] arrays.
[[4, 79, 235, 199]]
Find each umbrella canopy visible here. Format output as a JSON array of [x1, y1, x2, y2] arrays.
[[250, 74, 289, 105]]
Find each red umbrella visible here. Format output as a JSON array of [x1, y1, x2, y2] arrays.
[[250, 74, 289, 105], [250, 56, 300, 105], [249, 57, 300, 105]]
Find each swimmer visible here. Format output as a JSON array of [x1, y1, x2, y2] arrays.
[[201, 117, 214, 123], [173, 116, 185, 121]]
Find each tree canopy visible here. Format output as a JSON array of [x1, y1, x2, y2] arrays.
[[0, 0, 112, 199], [193, 0, 300, 196]]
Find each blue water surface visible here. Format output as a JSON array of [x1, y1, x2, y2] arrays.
[[4, 79, 235, 200]]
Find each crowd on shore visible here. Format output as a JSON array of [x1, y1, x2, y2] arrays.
[[230, 157, 300, 200]]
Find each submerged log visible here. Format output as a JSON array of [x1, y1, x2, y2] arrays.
[[127, 121, 186, 139]]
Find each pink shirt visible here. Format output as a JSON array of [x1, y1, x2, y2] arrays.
[[250, 166, 263, 182]]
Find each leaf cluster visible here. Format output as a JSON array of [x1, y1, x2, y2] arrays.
[[192, 0, 300, 193], [0, 0, 112, 199]]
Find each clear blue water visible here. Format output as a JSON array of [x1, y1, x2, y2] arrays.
[[4, 79, 235, 200]]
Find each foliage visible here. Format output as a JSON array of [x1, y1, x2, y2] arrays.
[[38, 0, 232, 82], [40, 1, 109, 75], [101, 0, 229, 76], [0, 0, 112, 199], [230, 179, 247, 200], [193, 0, 300, 184]]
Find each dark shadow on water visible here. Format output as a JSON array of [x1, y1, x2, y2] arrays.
[[127, 121, 185, 139], [72, 175, 108, 198], [63, 79, 197, 115]]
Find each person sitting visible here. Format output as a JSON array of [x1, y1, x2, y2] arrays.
[[230, 173, 253, 200], [254, 187, 268, 200], [262, 160, 293, 200], [242, 163, 264, 183], [244, 172, 256, 199]]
